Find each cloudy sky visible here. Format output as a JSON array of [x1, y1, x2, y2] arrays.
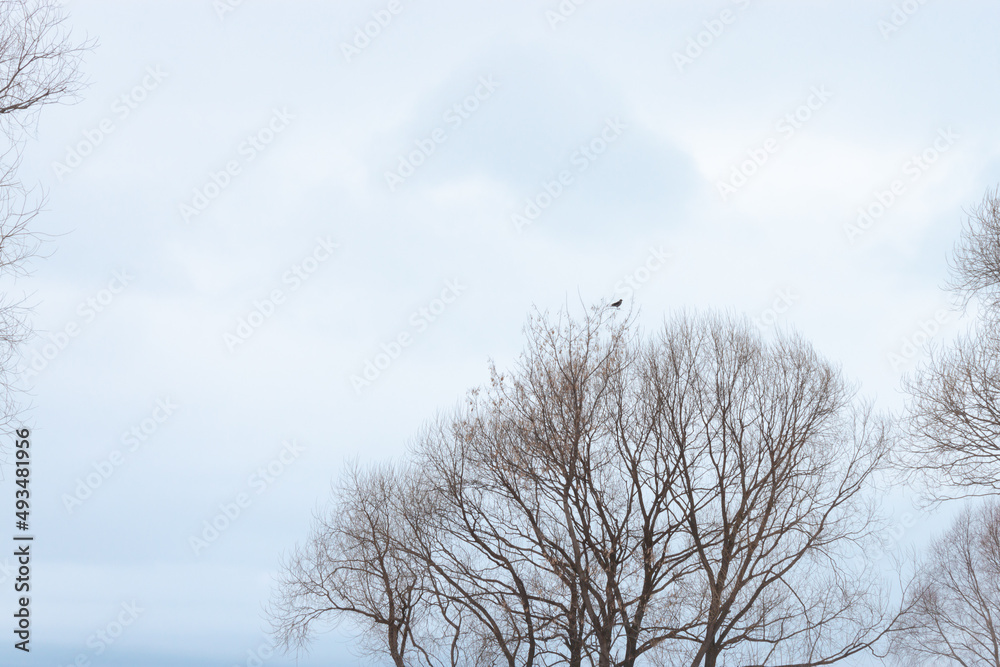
[[6, 0, 1000, 665]]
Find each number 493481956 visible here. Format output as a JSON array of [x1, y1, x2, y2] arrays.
[[14, 428, 29, 530]]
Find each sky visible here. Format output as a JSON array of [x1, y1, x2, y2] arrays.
[[3, 0, 1000, 665]]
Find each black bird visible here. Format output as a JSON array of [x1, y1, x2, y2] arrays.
[[610, 299, 623, 308]]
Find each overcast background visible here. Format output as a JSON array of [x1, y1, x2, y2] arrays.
[[4, 0, 999, 665]]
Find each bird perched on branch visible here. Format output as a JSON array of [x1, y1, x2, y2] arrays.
[[610, 299, 623, 308]]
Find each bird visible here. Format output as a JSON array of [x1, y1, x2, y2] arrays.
[[610, 299, 623, 308]]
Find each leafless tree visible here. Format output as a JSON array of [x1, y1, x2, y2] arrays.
[[0, 0, 89, 433], [948, 186, 1000, 311], [409, 309, 700, 667], [903, 322, 1000, 498], [642, 313, 905, 667], [0, 0, 89, 268], [270, 308, 906, 666], [267, 463, 436, 667], [901, 187, 1000, 501], [0, 0, 88, 131], [891, 499, 1000, 667]]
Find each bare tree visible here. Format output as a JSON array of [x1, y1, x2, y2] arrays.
[[891, 500, 1000, 666], [0, 0, 89, 258], [0, 0, 89, 432], [409, 309, 699, 667], [267, 463, 436, 667], [948, 186, 1000, 311], [903, 323, 1000, 498], [0, 0, 88, 129], [901, 187, 1000, 500], [642, 313, 904, 667], [270, 308, 905, 666]]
